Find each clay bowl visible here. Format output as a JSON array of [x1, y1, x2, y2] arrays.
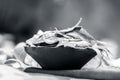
[[25, 46, 96, 70]]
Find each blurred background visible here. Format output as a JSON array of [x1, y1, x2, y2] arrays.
[[0, 0, 120, 58]]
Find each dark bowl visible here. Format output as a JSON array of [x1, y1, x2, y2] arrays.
[[25, 46, 96, 70]]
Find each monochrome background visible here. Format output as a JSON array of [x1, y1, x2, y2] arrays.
[[0, 0, 120, 58]]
